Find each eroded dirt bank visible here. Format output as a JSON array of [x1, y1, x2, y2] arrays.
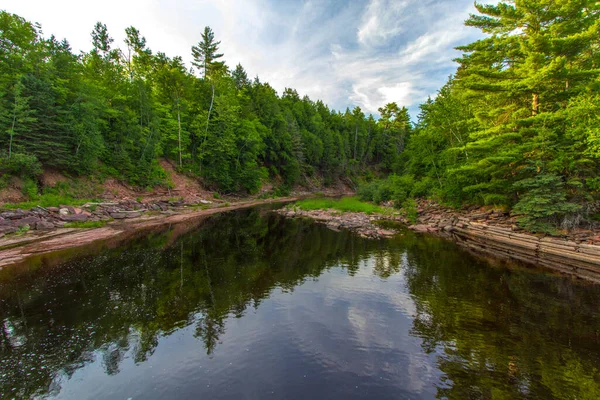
[[0, 198, 299, 268]]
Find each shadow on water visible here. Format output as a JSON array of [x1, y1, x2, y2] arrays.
[[1, 205, 600, 399]]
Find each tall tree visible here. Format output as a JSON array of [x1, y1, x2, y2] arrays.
[[191, 26, 225, 79]]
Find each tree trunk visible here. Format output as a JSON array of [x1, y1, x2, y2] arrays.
[[199, 84, 215, 173], [354, 126, 358, 160], [177, 99, 182, 168], [532, 93, 539, 116], [8, 96, 16, 160]]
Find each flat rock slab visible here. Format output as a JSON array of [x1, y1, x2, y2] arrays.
[[60, 214, 89, 222]]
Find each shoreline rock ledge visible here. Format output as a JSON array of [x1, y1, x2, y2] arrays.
[[406, 201, 600, 283]]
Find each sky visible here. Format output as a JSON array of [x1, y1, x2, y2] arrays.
[[4, 0, 486, 118]]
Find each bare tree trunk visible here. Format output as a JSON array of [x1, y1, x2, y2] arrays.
[[9, 97, 16, 160], [199, 84, 215, 173], [532, 93, 539, 116], [177, 99, 182, 168], [354, 126, 358, 161]]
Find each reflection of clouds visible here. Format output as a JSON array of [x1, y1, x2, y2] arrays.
[[273, 253, 440, 395], [49, 250, 441, 399]]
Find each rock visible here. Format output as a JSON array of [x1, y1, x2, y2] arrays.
[[59, 208, 70, 216], [0, 218, 15, 227], [0, 225, 18, 235], [36, 220, 55, 230], [1, 210, 26, 220], [47, 207, 60, 213], [15, 216, 41, 227], [200, 200, 212, 205], [110, 211, 141, 219], [409, 224, 432, 233], [60, 214, 88, 222]]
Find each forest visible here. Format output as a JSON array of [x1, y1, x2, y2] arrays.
[[1, 1, 599, 231]]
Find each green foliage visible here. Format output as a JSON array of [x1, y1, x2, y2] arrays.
[[21, 177, 38, 200], [512, 174, 582, 232], [293, 197, 383, 214], [400, 198, 418, 224], [63, 220, 109, 229], [1, 5, 599, 231], [0, 152, 42, 177], [358, 174, 415, 205], [395, 1, 600, 229]]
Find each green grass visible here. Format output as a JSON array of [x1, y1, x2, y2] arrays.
[[293, 197, 383, 214], [63, 220, 110, 229], [1, 194, 98, 210]]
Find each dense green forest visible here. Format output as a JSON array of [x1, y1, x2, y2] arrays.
[[1, 1, 600, 231], [0, 11, 410, 195], [360, 1, 600, 231]]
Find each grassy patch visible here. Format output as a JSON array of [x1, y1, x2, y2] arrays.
[[63, 220, 110, 229], [293, 197, 383, 214], [1, 195, 98, 210]]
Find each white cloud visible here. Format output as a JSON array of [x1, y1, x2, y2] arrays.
[[3, 0, 484, 117]]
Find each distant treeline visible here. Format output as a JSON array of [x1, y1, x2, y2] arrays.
[[0, 12, 410, 194]]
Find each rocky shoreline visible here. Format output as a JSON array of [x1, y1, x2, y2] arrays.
[[0, 199, 213, 237], [278, 200, 600, 282], [0, 198, 297, 267], [4, 196, 600, 282], [276, 208, 397, 239], [405, 200, 600, 282]]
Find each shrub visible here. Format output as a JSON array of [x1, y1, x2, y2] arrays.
[[400, 198, 418, 224], [0, 153, 42, 177], [512, 174, 581, 232]]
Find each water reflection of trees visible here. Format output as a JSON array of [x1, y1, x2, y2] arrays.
[[401, 235, 600, 399], [0, 208, 383, 399], [2, 208, 600, 399]]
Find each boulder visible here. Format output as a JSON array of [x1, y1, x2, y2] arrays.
[[59, 208, 70, 216]]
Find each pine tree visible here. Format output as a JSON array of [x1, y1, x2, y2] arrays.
[[191, 26, 225, 79]]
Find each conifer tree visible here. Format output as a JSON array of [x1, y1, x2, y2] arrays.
[[191, 26, 225, 79]]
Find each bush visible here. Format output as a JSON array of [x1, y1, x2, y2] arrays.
[[21, 178, 39, 200], [0, 153, 42, 177], [358, 174, 415, 206], [400, 198, 418, 223], [512, 174, 581, 232], [410, 177, 435, 198]]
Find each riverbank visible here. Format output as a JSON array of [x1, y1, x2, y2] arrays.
[[404, 200, 600, 283], [279, 198, 600, 283], [4, 194, 600, 283], [0, 197, 300, 268]]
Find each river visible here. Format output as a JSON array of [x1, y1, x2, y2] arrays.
[[1, 205, 600, 399]]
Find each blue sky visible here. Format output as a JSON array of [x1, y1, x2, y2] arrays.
[[6, 0, 486, 118]]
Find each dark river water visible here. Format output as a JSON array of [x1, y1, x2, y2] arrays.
[[2, 206, 600, 399]]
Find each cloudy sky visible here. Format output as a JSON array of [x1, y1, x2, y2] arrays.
[[5, 0, 486, 117]]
